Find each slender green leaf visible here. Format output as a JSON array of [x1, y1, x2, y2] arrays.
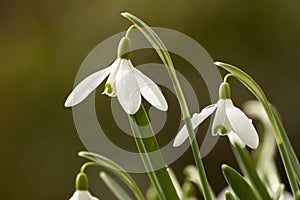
[[129, 105, 179, 200], [271, 106, 300, 184], [79, 151, 144, 200], [222, 164, 260, 200], [167, 168, 182, 198], [100, 172, 133, 200], [232, 144, 272, 200], [225, 191, 237, 200], [296, 191, 300, 200]]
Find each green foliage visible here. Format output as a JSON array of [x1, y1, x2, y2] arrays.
[[232, 144, 272, 200], [100, 172, 133, 200], [129, 106, 180, 200], [222, 164, 260, 200]]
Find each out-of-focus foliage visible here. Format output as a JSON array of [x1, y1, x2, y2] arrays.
[[1, 0, 299, 199]]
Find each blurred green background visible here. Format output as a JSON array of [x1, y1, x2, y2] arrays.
[[1, 0, 300, 199]]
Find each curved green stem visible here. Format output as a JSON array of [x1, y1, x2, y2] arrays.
[[215, 61, 299, 197], [121, 12, 214, 200], [78, 155, 145, 200], [125, 25, 137, 38], [223, 73, 234, 83], [80, 162, 99, 173]]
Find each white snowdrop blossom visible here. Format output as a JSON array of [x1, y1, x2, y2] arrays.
[[64, 37, 168, 115], [69, 191, 99, 200], [173, 82, 259, 149]]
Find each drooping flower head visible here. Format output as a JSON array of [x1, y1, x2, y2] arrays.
[[174, 81, 259, 149], [65, 35, 168, 115], [69, 172, 99, 200]]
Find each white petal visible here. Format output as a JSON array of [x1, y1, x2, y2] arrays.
[[69, 191, 99, 200], [173, 104, 217, 147], [65, 66, 112, 107], [226, 100, 259, 149], [212, 99, 227, 136], [116, 59, 141, 115], [133, 67, 168, 111], [103, 58, 121, 96], [228, 131, 246, 148]]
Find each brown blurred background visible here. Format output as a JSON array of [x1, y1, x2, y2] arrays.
[[1, 0, 300, 199]]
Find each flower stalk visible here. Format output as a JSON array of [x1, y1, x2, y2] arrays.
[[121, 12, 214, 200]]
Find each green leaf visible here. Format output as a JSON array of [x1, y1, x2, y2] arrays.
[[232, 144, 272, 200], [167, 168, 182, 198], [129, 105, 179, 200], [100, 172, 133, 200], [222, 164, 260, 200], [79, 151, 144, 200], [271, 106, 300, 184], [225, 191, 237, 200], [296, 190, 300, 200]]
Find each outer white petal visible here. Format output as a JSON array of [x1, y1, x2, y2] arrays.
[[212, 99, 227, 136], [116, 59, 141, 115], [227, 131, 246, 148], [173, 104, 217, 147], [64, 65, 113, 107], [69, 190, 99, 200], [226, 100, 259, 149], [133, 67, 168, 111]]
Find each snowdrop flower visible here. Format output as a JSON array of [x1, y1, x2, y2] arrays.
[[65, 36, 168, 115], [174, 82, 259, 149], [69, 172, 99, 200], [69, 191, 99, 200]]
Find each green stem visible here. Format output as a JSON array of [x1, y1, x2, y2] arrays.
[[80, 162, 99, 173], [129, 105, 180, 200], [215, 61, 299, 197], [185, 118, 214, 199], [125, 25, 137, 37], [122, 12, 214, 200], [78, 158, 145, 200]]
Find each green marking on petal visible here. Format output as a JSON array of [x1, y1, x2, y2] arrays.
[[105, 83, 113, 94], [103, 83, 116, 97], [214, 125, 228, 135]]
